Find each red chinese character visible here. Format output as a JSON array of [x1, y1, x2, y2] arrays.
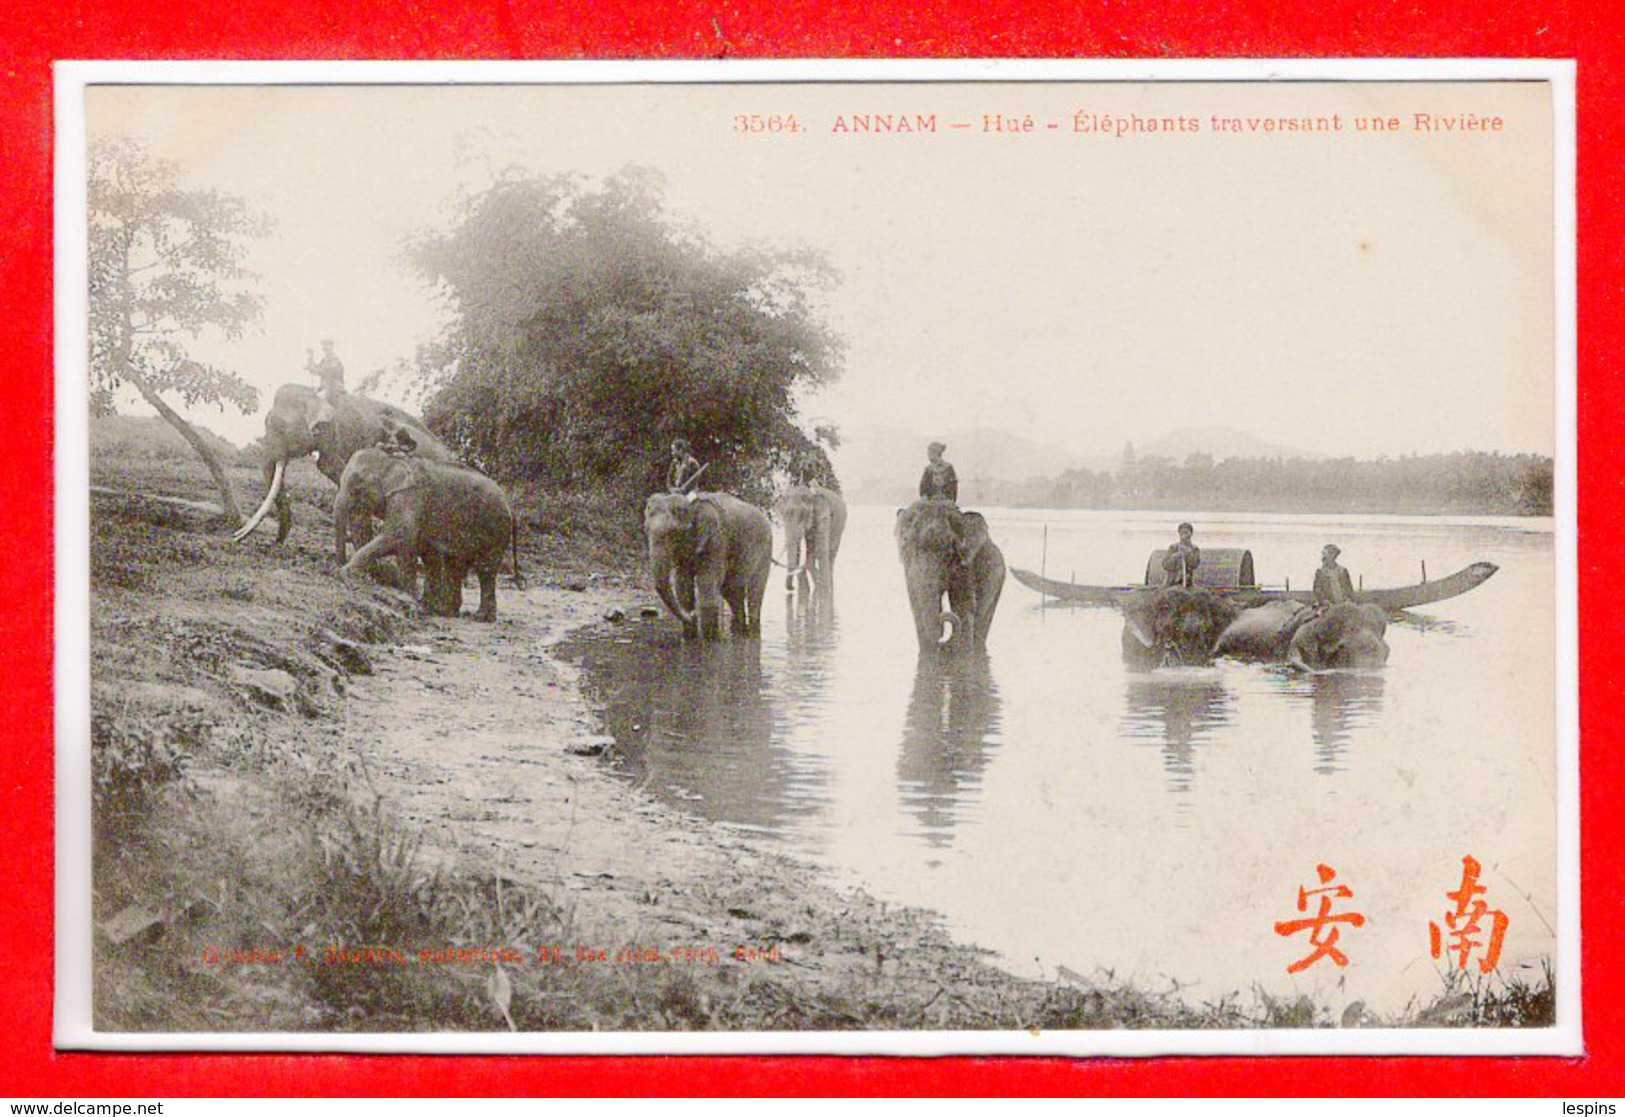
[[1429, 855, 1509, 974], [1274, 863, 1367, 974]]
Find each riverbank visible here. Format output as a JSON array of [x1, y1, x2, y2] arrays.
[[85, 458, 1552, 1035]]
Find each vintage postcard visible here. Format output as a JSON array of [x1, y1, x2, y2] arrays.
[[54, 60, 1578, 1055]]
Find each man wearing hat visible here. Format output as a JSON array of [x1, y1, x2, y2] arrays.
[[919, 441, 959, 503], [306, 339, 346, 400], [1313, 543, 1356, 605]]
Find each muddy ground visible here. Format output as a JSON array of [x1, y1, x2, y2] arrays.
[[85, 456, 1547, 1035]]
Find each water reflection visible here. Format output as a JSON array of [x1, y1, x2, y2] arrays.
[[1308, 672, 1387, 774], [897, 653, 1003, 848], [1120, 674, 1233, 793], [580, 633, 824, 835]]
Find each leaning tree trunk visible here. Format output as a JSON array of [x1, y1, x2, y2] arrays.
[[123, 367, 245, 527]]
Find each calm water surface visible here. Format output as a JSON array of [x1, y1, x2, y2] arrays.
[[566, 507, 1558, 1015]]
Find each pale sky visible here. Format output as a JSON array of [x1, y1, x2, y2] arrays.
[[84, 78, 1556, 458]]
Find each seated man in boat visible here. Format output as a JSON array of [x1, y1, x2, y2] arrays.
[[1162, 522, 1201, 587], [1313, 543, 1356, 605], [919, 441, 959, 503]]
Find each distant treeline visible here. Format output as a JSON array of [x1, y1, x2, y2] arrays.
[[967, 451, 1554, 516]]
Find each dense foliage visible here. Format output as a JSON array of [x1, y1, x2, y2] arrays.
[[408, 168, 844, 507], [88, 137, 270, 521]]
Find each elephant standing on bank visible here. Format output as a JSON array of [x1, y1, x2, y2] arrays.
[[776, 484, 847, 595], [232, 385, 451, 545], [895, 499, 1006, 652], [334, 448, 521, 622], [645, 492, 773, 640]]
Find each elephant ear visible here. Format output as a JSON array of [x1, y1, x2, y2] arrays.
[[382, 457, 425, 501], [688, 497, 722, 554], [1121, 595, 1158, 648]]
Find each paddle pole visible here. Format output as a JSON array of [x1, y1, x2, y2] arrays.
[[1041, 525, 1049, 600]]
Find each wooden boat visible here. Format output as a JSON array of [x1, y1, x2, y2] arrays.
[[1011, 555, 1499, 611]]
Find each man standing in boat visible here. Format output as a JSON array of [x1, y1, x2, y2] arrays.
[[919, 441, 959, 503], [1313, 543, 1356, 605], [1162, 522, 1201, 588]]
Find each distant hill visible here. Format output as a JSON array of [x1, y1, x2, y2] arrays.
[[1136, 426, 1323, 463], [91, 413, 243, 465], [833, 424, 1109, 504]]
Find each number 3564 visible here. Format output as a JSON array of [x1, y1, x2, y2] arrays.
[[732, 114, 803, 134]]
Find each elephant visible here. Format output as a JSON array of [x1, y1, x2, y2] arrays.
[[1212, 599, 1314, 662], [894, 499, 1006, 652], [775, 484, 847, 595], [644, 492, 773, 640], [1119, 587, 1241, 670], [231, 385, 451, 546], [334, 448, 521, 622], [1286, 602, 1391, 671], [1139, 594, 1391, 672]]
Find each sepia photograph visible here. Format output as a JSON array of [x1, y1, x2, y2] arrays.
[[55, 62, 1577, 1055]]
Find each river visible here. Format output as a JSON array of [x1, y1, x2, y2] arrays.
[[565, 506, 1559, 1018]]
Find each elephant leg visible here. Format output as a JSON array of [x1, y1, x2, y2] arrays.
[[441, 562, 470, 617], [727, 593, 749, 634], [269, 463, 294, 545], [475, 567, 498, 622], [420, 554, 448, 615], [946, 579, 976, 652], [342, 524, 414, 582], [746, 563, 770, 635], [975, 569, 1004, 647], [696, 572, 725, 641]]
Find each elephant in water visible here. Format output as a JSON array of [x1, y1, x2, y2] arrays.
[[1119, 587, 1241, 670], [775, 484, 847, 596], [334, 448, 521, 622], [895, 499, 1006, 652], [644, 492, 773, 640], [232, 385, 451, 546], [1210, 598, 1391, 671], [1285, 602, 1390, 671]]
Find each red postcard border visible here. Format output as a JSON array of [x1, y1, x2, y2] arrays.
[[2, 0, 1618, 1096]]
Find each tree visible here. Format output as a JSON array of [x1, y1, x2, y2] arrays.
[[408, 167, 844, 508], [88, 137, 269, 523]]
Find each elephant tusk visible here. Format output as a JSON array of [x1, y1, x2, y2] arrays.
[[231, 460, 286, 542], [938, 609, 960, 646]]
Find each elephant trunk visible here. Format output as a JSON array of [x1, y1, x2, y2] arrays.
[[650, 547, 696, 626], [231, 459, 286, 542], [783, 533, 805, 590], [938, 610, 960, 646]]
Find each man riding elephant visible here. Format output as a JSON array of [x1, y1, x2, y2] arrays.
[[895, 499, 1005, 652]]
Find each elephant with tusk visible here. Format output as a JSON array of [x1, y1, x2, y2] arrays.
[[895, 499, 1006, 653], [231, 385, 451, 547]]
